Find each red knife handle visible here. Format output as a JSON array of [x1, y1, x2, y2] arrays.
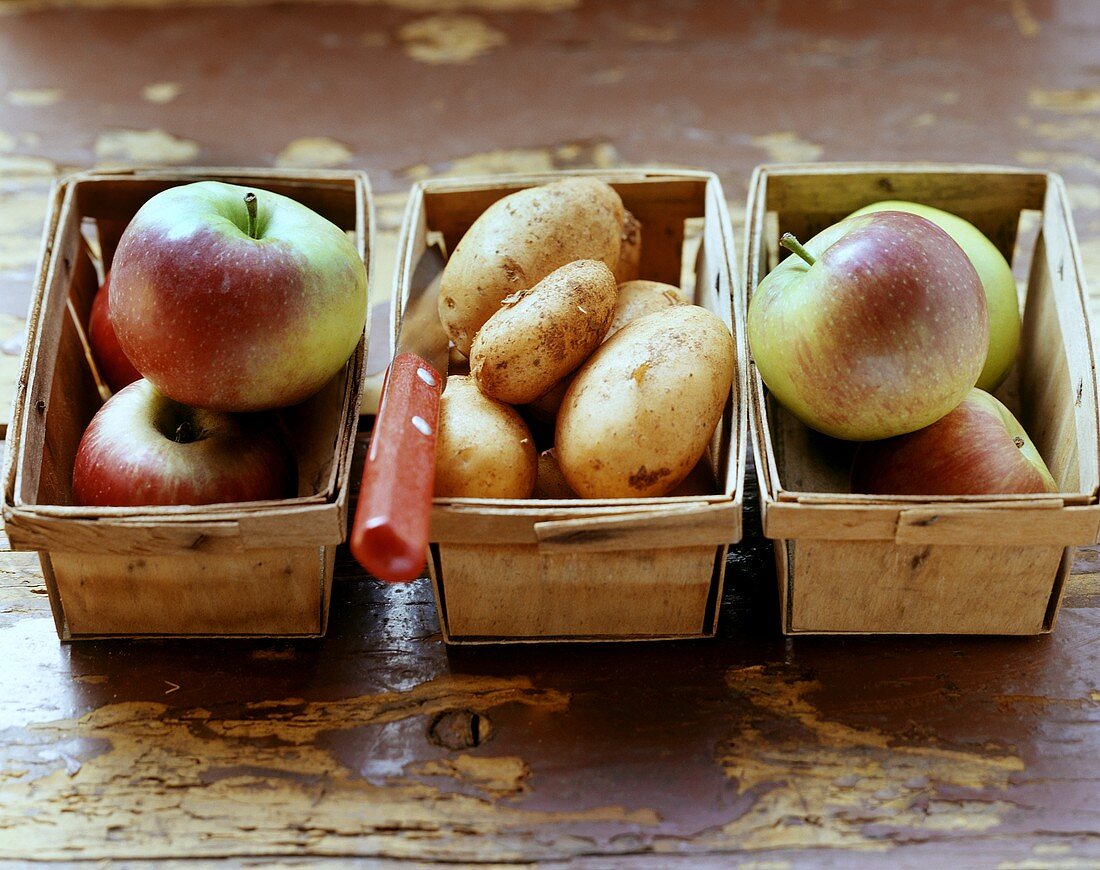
[[351, 352, 444, 583]]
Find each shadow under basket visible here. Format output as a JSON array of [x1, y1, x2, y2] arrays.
[[746, 163, 1100, 635], [1, 168, 370, 640], [394, 169, 748, 643]]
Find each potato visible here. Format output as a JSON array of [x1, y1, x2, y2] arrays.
[[533, 448, 576, 499], [525, 376, 571, 424], [607, 280, 689, 337], [471, 259, 618, 405], [612, 210, 642, 284], [438, 178, 624, 356], [557, 305, 734, 499], [434, 376, 536, 498]]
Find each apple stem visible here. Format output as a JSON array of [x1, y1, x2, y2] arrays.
[[174, 421, 195, 444], [244, 192, 258, 240], [780, 232, 816, 266]]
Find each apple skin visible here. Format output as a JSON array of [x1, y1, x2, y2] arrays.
[[73, 379, 297, 507], [109, 181, 366, 412], [850, 200, 1020, 391], [87, 272, 142, 393], [748, 211, 988, 441], [851, 388, 1057, 495]]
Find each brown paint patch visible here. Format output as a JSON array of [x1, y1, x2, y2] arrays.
[[700, 666, 1024, 852]]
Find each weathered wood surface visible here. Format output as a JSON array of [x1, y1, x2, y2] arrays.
[[0, 0, 1099, 864]]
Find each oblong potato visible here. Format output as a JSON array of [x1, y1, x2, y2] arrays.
[[438, 178, 624, 355], [607, 280, 688, 336], [471, 259, 618, 405], [612, 210, 642, 284], [434, 376, 536, 498], [557, 306, 735, 499], [533, 448, 576, 499]]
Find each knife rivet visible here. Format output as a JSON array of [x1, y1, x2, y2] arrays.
[[417, 368, 437, 387], [411, 416, 433, 436]]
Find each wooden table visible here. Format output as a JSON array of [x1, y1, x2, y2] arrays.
[[1, 0, 1099, 864]]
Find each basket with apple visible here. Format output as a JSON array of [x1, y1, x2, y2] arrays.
[[746, 163, 1100, 635], [1, 168, 370, 640]]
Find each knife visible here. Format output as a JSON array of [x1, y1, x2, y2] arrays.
[[350, 242, 448, 583]]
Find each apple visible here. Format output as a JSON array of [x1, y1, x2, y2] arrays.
[[850, 200, 1020, 391], [73, 379, 297, 507], [109, 182, 366, 412], [748, 211, 988, 441], [851, 388, 1057, 495], [87, 272, 141, 393]]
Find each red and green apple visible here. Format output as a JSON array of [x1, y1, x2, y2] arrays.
[[850, 200, 1020, 391], [748, 211, 988, 441], [109, 182, 366, 412], [850, 388, 1057, 495], [73, 379, 297, 507], [87, 272, 141, 393]]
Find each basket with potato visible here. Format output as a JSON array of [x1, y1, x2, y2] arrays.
[[389, 170, 746, 644]]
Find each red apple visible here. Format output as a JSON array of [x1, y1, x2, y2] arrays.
[[109, 181, 366, 412], [748, 211, 989, 441], [87, 272, 141, 393], [73, 379, 297, 507], [850, 389, 1057, 495]]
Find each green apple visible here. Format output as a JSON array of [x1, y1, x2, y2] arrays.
[[850, 200, 1020, 391]]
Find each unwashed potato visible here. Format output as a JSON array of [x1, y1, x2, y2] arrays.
[[533, 448, 576, 498], [612, 210, 642, 284], [607, 280, 689, 336], [557, 305, 735, 499], [434, 376, 536, 498], [524, 278, 689, 423], [471, 260, 618, 405], [438, 178, 624, 356]]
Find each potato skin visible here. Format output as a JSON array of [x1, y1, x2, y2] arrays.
[[556, 305, 735, 499], [434, 376, 536, 499], [471, 259, 618, 405], [438, 178, 624, 356], [533, 448, 576, 499], [607, 280, 688, 336], [612, 210, 642, 284]]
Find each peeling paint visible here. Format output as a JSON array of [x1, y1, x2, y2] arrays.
[[0, 0, 577, 13], [0, 675, 664, 861], [142, 82, 182, 104], [751, 132, 823, 163], [415, 754, 530, 796], [94, 128, 200, 165], [1016, 149, 1100, 174], [1008, 0, 1039, 38], [274, 136, 353, 168], [1019, 115, 1100, 142], [397, 14, 507, 64], [1029, 88, 1100, 113], [694, 666, 1024, 852], [5, 88, 63, 107]]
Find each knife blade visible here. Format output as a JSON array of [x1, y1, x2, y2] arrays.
[[350, 241, 448, 582]]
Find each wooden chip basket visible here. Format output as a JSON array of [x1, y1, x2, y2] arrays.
[[746, 163, 1100, 635], [394, 169, 747, 643], [2, 168, 371, 640]]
